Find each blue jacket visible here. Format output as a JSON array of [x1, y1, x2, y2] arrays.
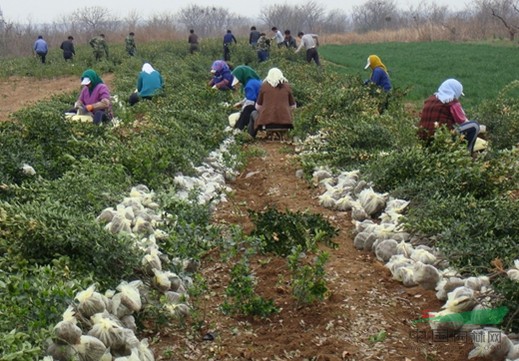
[[138, 71, 164, 97], [223, 33, 237, 45], [371, 67, 392, 92], [34, 39, 48, 54]]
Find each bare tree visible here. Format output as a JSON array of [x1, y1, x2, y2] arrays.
[[73, 6, 119, 35], [125, 10, 141, 32], [322, 9, 352, 33], [176, 5, 236, 38], [481, 0, 519, 40], [260, 1, 325, 35], [351, 0, 400, 33]]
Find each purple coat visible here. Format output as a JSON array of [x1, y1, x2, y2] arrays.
[[79, 83, 112, 116]]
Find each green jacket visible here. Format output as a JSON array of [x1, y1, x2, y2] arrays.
[[125, 35, 136, 55], [89, 36, 109, 57]]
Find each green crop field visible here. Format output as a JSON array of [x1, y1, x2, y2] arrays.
[[320, 41, 519, 112]]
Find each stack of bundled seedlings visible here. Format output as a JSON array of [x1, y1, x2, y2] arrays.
[[173, 134, 239, 208], [47, 284, 154, 361], [45, 131, 244, 360], [311, 165, 519, 352]]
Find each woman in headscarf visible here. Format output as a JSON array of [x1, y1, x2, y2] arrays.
[[231, 65, 262, 130], [249, 67, 296, 138], [129, 62, 164, 106], [418, 78, 482, 153], [364, 55, 391, 92], [208, 60, 234, 90], [74, 69, 112, 125], [364, 54, 392, 113]]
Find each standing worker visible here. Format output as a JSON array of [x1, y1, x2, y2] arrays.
[[271, 27, 284, 48], [283, 30, 297, 49], [188, 29, 199, 54], [249, 26, 260, 47], [256, 32, 270, 62], [89, 34, 109, 61], [60, 36, 76, 62], [125, 32, 136, 56], [295, 32, 320, 66], [33, 35, 48, 64], [223, 29, 237, 61]]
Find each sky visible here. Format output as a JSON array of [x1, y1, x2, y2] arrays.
[[2, 0, 468, 24]]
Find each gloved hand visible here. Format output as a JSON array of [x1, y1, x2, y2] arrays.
[[212, 85, 218, 90], [85, 104, 94, 112], [74, 101, 82, 109]]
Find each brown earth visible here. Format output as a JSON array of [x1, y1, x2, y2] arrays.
[[0, 78, 485, 361], [0, 74, 114, 122], [146, 141, 480, 361]]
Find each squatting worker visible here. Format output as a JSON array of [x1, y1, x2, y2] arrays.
[[74, 69, 113, 125], [418, 78, 483, 154], [129, 63, 164, 106]]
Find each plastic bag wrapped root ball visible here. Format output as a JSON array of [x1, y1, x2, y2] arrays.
[[152, 268, 173, 292], [164, 302, 190, 319], [137, 338, 156, 361], [111, 292, 133, 319], [116, 281, 142, 313], [428, 310, 464, 333], [469, 328, 515, 361], [358, 188, 387, 217], [142, 249, 162, 275], [73, 335, 107, 361], [412, 262, 441, 290], [47, 342, 77, 360], [54, 320, 82, 345], [75, 285, 109, 319], [88, 314, 126, 350], [53, 305, 82, 345], [110, 328, 140, 357], [375, 239, 398, 263]]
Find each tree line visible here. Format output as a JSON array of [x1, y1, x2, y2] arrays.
[[0, 0, 518, 57]]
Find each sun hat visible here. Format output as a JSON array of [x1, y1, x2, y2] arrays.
[[81, 77, 91, 85]]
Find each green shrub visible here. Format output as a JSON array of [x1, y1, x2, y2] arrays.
[[0, 200, 140, 286], [249, 208, 338, 257], [476, 80, 519, 150], [288, 246, 329, 305], [221, 257, 278, 318]]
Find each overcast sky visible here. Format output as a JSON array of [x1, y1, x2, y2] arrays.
[[2, 0, 468, 24]]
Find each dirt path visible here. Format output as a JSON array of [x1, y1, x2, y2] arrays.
[[152, 142, 477, 361], [0, 74, 114, 121]]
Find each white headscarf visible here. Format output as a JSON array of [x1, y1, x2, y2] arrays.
[[265, 67, 288, 87], [435, 79, 464, 104], [142, 63, 155, 74]]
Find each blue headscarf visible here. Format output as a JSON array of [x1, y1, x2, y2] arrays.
[[435, 79, 464, 104]]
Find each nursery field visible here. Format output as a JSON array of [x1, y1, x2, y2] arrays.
[[0, 38, 518, 361], [319, 41, 519, 112]]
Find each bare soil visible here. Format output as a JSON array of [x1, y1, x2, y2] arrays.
[[0, 78, 484, 361], [0, 74, 114, 122]]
